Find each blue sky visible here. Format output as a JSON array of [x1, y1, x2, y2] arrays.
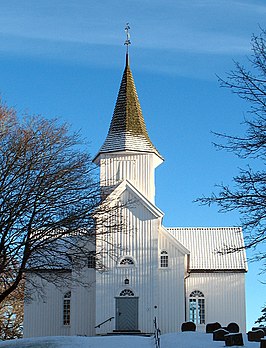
[[0, 0, 265, 330]]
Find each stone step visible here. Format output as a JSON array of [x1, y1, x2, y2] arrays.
[[107, 331, 152, 337]]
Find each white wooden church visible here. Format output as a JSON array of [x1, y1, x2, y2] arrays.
[[24, 51, 247, 337]]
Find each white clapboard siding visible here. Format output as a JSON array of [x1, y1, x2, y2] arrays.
[[96, 188, 161, 334], [157, 228, 187, 333], [24, 274, 71, 337], [99, 152, 160, 203], [186, 272, 246, 332], [70, 268, 96, 336], [24, 269, 96, 337]]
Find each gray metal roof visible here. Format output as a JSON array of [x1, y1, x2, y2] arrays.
[[167, 227, 247, 271], [94, 55, 162, 161]]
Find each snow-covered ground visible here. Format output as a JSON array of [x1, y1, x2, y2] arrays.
[[0, 332, 262, 348]]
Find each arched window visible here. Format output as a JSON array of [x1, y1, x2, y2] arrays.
[[189, 290, 205, 324], [63, 291, 71, 325], [160, 250, 168, 268], [119, 257, 135, 266], [119, 289, 135, 297]]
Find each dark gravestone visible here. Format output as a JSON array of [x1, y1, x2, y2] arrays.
[[225, 333, 244, 346], [253, 327, 266, 335], [260, 338, 266, 348], [227, 322, 240, 333], [248, 329, 265, 342], [181, 322, 196, 332], [213, 328, 230, 341], [206, 322, 221, 333]]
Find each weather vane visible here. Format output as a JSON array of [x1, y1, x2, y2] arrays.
[[124, 23, 131, 54]]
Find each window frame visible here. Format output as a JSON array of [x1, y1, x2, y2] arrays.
[[117, 256, 136, 268], [160, 250, 169, 268], [63, 291, 71, 326], [189, 290, 205, 325], [119, 289, 135, 297]]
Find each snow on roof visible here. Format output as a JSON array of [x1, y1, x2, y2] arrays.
[[94, 57, 162, 162], [167, 227, 247, 271]]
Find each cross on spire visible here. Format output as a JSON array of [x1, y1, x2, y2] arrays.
[[124, 23, 131, 59]]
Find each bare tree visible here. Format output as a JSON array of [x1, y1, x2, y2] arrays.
[[197, 28, 266, 264], [255, 304, 266, 324], [0, 279, 24, 339], [0, 101, 123, 304]]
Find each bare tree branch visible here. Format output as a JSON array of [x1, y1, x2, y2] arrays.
[[0, 101, 127, 305], [197, 28, 266, 267]]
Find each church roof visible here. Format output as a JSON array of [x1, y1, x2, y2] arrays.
[[101, 179, 164, 219], [94, 54, 162, 161], [167, 227, 247, 271]]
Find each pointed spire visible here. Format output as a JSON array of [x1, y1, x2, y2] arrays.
[[94, 26, 162, 161]]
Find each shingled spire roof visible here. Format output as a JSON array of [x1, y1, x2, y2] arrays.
[[94, 54, 163, 160]]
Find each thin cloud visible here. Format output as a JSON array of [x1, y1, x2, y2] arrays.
[[0, 0, 264, 66]]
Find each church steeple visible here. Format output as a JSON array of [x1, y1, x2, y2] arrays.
[[93, 27, 163, 203], [94, 55, 162, 161]]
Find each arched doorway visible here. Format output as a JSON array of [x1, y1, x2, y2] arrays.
[[115, 289, 139, 331]]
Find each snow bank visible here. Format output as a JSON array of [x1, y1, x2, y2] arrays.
[[0, 332, 261, 348], [0, 335, 153, 348], [160, 332, 259, 348]]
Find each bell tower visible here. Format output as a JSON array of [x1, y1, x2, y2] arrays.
[[93, 26, 163, 203]]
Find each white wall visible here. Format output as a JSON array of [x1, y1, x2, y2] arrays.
[[95, 189, 160, 334], [71, 268, 96, 336], [186, 272, 246, 332], [99, 152, 158, 203], [24, 273, 71, 337], [24, 269, 96, 337], [158, 231, 186, 333]]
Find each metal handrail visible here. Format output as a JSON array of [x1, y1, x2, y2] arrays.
[[95, 316, 114, 329], [154, 317, 161, 348]]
